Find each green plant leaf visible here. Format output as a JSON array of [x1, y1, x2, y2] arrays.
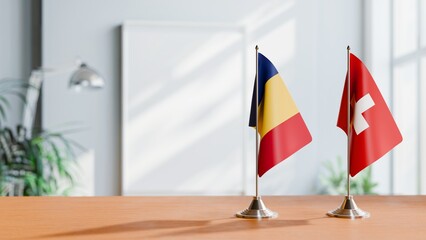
[[318, 157, 378, 195], [0, 123, 81, 196]]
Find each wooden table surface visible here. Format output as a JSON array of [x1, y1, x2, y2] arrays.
[[1, 195, 425, 239]]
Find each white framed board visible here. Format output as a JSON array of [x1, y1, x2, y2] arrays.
[[121, 21, 249, 195]]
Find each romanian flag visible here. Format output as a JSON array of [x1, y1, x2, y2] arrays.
[[249, 53, 312, 177]]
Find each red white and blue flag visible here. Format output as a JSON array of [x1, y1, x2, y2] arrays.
[[249, 53, 312, 177]]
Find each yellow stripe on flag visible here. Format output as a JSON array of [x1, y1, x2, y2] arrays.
[[258, 74, 299, 137]]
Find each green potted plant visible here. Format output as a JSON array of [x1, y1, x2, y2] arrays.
[[0, 79, 80, 196], [318, 156, 378, 195]]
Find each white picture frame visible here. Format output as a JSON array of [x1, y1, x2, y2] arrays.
[[121, 21, 249, 195]]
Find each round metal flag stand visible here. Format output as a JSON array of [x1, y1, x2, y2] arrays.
[[327, 195, 369, 219], [236, 196, 277, 219]]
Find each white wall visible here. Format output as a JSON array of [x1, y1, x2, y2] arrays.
[[42, 0, 363, 195], [364, 0, 393, 194], [0, 0, 32, 127], [314, 1, 364, 193], [365, 0, 426, 195]]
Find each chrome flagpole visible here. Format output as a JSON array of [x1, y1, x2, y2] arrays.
[[327, 46, 369, 219], [236, 45, 277, 219], [255, 44, 260, 198]]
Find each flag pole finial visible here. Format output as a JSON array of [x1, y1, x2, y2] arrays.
[[255, 45, 259, 50], [347, 45, 351, 51]]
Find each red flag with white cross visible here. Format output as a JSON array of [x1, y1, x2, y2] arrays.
[[337, 53, 402, 177]]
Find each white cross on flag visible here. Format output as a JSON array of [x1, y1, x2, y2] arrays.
[[337, 53, 403, 177]]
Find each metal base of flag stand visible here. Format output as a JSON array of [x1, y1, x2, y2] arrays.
[[327, 195, 370, 219], [236, 196, 278, 219]]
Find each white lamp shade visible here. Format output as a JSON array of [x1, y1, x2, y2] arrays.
[[69, 63, 104, 90]]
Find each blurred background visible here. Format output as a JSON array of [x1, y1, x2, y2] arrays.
[[0, 0, 424, 196]]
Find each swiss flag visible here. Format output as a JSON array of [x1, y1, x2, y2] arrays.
[[337, 53, 402, 177]]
